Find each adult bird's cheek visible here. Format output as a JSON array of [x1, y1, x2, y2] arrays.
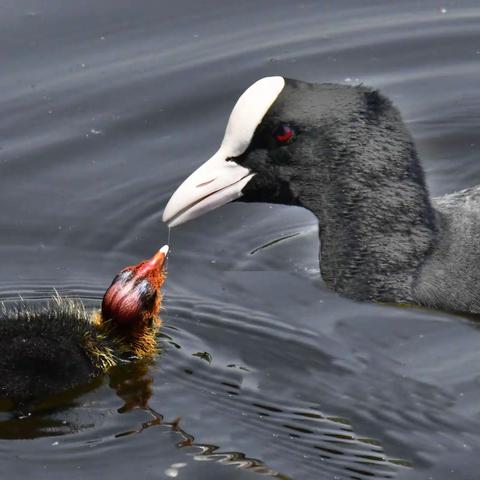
[[162, 148, 255, 227]]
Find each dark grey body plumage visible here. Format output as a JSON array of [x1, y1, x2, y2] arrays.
[[236, 79, 480, 312], [417, 188, 480, 312]]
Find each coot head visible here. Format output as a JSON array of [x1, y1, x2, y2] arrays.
[[102, 245, 168, 327], [162, 77, 436, 304], [162, 76, 406, 226]]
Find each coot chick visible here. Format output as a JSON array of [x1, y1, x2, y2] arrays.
[[163, 76, 480, 314], [0, 245, 168, 402]]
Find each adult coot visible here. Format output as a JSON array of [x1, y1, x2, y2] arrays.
[[163, 76, 480, 313]]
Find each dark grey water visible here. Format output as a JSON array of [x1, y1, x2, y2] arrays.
[[1, 0, 480, 478]]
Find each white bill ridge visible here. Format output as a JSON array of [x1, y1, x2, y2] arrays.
[[162, 76, 285, 227]]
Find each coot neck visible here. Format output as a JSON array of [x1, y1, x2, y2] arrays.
[[298, 122, 438, 303]]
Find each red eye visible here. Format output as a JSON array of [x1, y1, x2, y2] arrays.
[[274, 124, 294, 143]]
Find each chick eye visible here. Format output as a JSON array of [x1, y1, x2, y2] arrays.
[[137, 279, 157, 308], [274, 124, 295, 144]]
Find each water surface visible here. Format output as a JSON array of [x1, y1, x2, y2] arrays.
[[1, 1, 480, 478]]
